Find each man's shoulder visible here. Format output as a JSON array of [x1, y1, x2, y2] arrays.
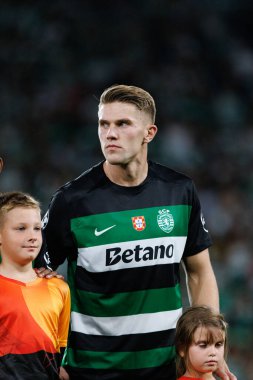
[[149, 161, 193, 184], [54, 161, 104, 198]]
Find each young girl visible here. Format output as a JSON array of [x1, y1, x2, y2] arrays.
[[175, 306, 228, 380]]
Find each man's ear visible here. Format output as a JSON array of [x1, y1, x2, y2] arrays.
[[143, 125, 158, 143]]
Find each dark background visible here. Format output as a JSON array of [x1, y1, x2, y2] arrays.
[[0, 1, 253, 378]]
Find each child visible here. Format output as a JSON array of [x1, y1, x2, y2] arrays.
[[0, 191, 70, 380], [175, 306, 228, 380]]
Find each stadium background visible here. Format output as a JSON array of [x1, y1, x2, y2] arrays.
[[0, 1, 253, 378]]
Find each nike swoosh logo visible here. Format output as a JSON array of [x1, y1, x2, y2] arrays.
[[94, 225, 116, 236]]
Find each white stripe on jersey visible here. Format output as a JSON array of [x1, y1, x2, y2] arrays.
[[71, 308, 182, 336]]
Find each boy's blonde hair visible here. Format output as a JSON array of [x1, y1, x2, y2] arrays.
[[0, 191, 40, 228], [99, 84, 156, 124]]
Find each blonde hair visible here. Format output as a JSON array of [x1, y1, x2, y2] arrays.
[[175, 306, 228, 378], [0, 191, 40, 228], [99, 84, 156, 123]]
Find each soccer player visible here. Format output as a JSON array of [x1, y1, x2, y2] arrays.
[[36, 84, 236, 380], [0, 191, 70, 379]]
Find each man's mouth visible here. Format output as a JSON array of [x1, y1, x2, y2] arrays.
[[106, 144, 121, 149]]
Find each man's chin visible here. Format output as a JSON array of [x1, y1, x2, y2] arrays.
[[105, 158, 126, 166]]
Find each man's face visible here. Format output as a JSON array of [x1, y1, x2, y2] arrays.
[[98, 102, 155, 166]]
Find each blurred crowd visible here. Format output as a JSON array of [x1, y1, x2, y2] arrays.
[[0, 1, 253, 378]]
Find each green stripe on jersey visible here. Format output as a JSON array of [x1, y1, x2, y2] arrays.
[[71, 205, 191, 248], [71, 283, 182, 317], [65, 345, 176, 370]]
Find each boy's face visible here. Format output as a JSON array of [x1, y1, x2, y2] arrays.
[[0, 207, 42, 265]]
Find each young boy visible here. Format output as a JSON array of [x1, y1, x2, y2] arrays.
[[0, 191, 70, 380]]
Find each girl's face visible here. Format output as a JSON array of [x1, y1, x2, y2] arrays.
[[182, 326, 225, 378]]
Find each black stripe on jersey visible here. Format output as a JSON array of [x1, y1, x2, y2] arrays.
[[75, 263, 180, 293], [65, 161, 194, 219], [65, 362, 176, 380], [68, 329, 175, 352]]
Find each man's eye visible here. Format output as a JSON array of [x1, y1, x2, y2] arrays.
[[99, 122, 109, 128], [118, 120, 130, 127]]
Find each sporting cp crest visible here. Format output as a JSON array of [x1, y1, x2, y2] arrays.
[[132, 216, 146, 231], [157, 209, 174, 233]]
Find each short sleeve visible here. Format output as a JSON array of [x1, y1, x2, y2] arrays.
[[183, 181, 212, 257]]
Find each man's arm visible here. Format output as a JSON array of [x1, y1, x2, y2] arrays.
[[183, 249, 237, 380], [35, 190, 74, 277], [183, 248, 219, 310]]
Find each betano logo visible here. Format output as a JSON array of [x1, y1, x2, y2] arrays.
[[106, 243, 174, 266]]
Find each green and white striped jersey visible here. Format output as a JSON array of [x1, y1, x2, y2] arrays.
[[39, 161, 212, 380]]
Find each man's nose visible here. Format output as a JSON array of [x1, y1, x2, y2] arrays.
[[106, 125, 117, 138]]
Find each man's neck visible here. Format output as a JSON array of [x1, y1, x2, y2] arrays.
[[103, 160, 149, 187]]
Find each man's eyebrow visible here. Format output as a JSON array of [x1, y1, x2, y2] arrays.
[[99, 118, 132, 124], [116, 118, 131, 123]]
